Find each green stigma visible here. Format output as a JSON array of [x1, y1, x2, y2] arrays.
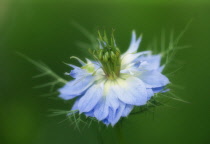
[[90, 30, 121, 80]]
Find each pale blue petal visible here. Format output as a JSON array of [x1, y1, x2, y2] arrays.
[[107, 108, 115, 125], [105, 82, 120, 111], [108, 102, 126, 126], [94, 98, 109, 121], [89, 82, 121, 123], [152, 87, 169, 93], [71, 99, 79, 111], [122, 104, 134, 117], [67, 98, 80, 116], [99, 83, 127, 125], [102, 119, 110, 126], [78, 84, 103, 113], [158, 65, 165, 73], [137, 55, 161, 71], [85, 110, 95, 117], [125, 31, 142, 54], [121, 51, 151, 68], [134, 61, 141, 68], [146, 88, 154, 100], [152, 87, 164, 93], [58, 75, 95, 100], [113, 77, 148, 106], [139, 70, 170, 88], [69, 65, 88, 79]]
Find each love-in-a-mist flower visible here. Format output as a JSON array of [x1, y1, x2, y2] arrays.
[[59, 31, 170, 126]]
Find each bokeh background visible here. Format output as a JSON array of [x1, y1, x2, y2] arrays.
[[0, 0, 210, 144]]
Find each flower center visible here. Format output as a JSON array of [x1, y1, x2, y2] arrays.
[[90, 31, 121, 80]]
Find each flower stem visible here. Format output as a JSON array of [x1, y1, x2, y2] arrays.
[[97, 126, 104, 144], [116, 121, 126, 144]]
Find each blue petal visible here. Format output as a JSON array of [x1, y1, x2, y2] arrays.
[[85, 110, 95, 117], [93, 81, 131, 125], [94, 98, 109, 121], [71, 98, 80, 111], [158, 65, 165, 73], [152, 87, 169, 93], [88, 81, 121, 123], [67, 98, 80, 116], [69, 65, 88, 79], [122, 104, 134, 117], [139, 70, 170, 88], [105, 81, 120, 112], [58, 75, 95, 100], [113, 76, 148, 106], [138, 55, 161, 71], [121, 51, 151, 69], [152, 87, 164, 93], [146, 88, 154, 100], [108, 102, 126, 126], [106, 108, 115, 125], [77, 84, 103, 113], [134, 61, 141, 68], [125, 31, 142, 54], [102, 119, 110, 126]]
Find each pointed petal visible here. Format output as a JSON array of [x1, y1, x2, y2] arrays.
[[58, 75, 95, 100], [121, 51, 151, 69], [138, 54, 161, 71], [94, 98, 109, 121], [91, 81, 121, 123], [108, 102, 126, 126], [78, 84, 103, 113], [71, 99, 80, 111], [139, 70, 170, 88], [152, 86, 169, 93], [85, 110, 95, 117], [158, 65, 165, 73], [125, 31, 142, 54], [152, 87, 164, 93], [104, 81, 120, 111], [122, 104, 134, 117], [146, 88, 154, 100], [102, 119, 110, 126], [69, 65, 88, 79], [67, 98, 80, 116]]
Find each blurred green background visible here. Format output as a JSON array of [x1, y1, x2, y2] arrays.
[[0, 0, 210, 144]]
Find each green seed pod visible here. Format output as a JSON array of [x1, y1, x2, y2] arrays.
[[104, 52, 109, 61], [98, 49, 103, 60], [110, 51, 116, 60]]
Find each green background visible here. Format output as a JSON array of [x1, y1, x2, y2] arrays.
[[0, 0, 210, 144]]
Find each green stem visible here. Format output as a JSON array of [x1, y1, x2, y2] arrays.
[[116, 121, 126, 144], [97, 126, 104, 144]]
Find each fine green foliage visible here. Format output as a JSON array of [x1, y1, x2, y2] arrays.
[[17, 52, 67, 91], [49, 109, 98, 131]]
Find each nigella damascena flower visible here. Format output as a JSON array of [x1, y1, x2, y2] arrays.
[[59, 31, 170, 126]]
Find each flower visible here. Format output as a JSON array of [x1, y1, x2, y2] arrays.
[[59, 31, 170, 126]]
